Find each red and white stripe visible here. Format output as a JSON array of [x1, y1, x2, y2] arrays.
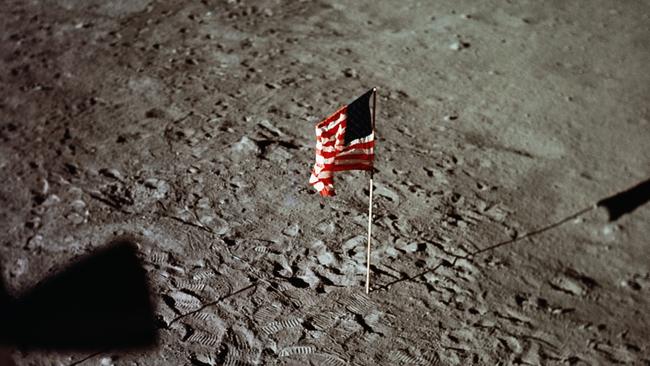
[[309, 106, 374, 197]]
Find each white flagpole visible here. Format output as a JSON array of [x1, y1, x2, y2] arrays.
[[365, 87, 377, 294]]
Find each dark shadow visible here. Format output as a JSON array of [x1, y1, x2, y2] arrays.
[[372, 260, 450, 292], [597, 178, 650, 221], [0, 239, 157, 351], [375, 177, 650, 291], [472, 206, 595, 256]]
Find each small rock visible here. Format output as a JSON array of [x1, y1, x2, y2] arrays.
[[26, 234, 44, 249], [449, 41, 470, 50], [67, 212, 85, 225], [550, 275, 587, 296], [9, 258, 28, 278], [259, 119, 284, 136], [317, 252, 336, 266], [374, 184, 399, 203], [317, 221, 335, 234], [343, 68, 358, 78], [231, 136, 260, 156], [182, 128, 196, 138], [265, 145, 293, 162], [25, 217, 41, 230], [143, 178, 159, 189], [621, 279, 641, 291], [282, 223, 300, 237], [42, 194, 61, 206], [196, 197, 211, 209], [199, 215, 229, 235], [449, 41, 462, 50], [601, 223, 619, 236], [41, 178, 49, 195], [70, 199, 87, 211], [99, 168, 124, 181], [99, 357, 114, 366]]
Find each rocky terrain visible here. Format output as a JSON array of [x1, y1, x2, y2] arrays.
[[1, 0, 649, 365]]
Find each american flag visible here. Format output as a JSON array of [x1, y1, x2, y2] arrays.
[[309, 89, 375, 197]]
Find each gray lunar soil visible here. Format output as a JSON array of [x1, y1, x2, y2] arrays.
[[1, 0, 650, 365]]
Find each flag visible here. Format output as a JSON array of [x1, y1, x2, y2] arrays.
[[309, 89, 375, 197]]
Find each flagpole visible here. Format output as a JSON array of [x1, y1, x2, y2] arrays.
[[365, 87, 377, 294]]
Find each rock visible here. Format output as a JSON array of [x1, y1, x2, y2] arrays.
[[41, 178, 49, 194], [317, 221, 335, 234], [143, 178, 160, 189], [198, 215, 229, 235], [99, 357, 114, 366], [9, 257, 28, 278], [26, 234, 44, 249], [449, 41, 462, 50], [99, 168, 124, 181], [343, 68, 358, 78], [259, 119, 284, 136], [444, 114, 459, 121], [317, 252, 336, 266], [231, 136, 260, 157], [196, 197, 211, 209], [449, 41, 470, 50], [67, 212, 85, 225], [265, 145, 293, 162], [282, 223, 300, 237], [550, 275, 587, 296], [70, 199, 87, 211], [374, 183, 399, 203]]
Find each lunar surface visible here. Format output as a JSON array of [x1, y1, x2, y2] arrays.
[[1, 0, 649, 365]]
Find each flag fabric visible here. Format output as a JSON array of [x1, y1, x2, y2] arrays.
[[309, 89, 375, 197]]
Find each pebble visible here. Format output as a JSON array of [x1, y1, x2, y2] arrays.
[[25, 217, 41, 229], [9, 257, 28, 278], [282, 223, 300, 237], [70, 199, 87, 211], [317, 252, 336, 266], [42, 194, 61, 206], [265, 145, 292, 162], [182, 128, 196, 138], [199, 215, 229, 235], [449, 41, 470, 50], [343, 68, 358, 78], [99, 168, 124, 181], [550, 275, 587, 296], [144, 178, 160, 189], [317, 221, 335, 234], [27, 234, 44, 249], [601, 223, 618, 236], [231, 136, 260, 156], [99, 357, 114, 366], [67, 212, 85, 225], [196, 197, 211, 209], [259, 119, 284, 136], [41, 178, 49, 194]]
